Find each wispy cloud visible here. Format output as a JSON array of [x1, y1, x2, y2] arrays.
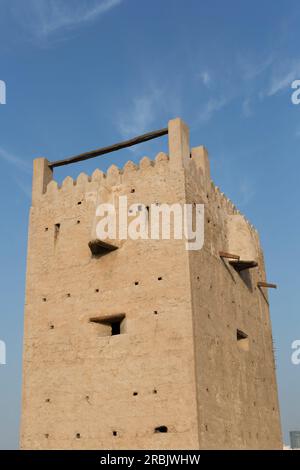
[[266, 59, 300, 96], [0, 147, 32, 198], [194, 54, 278, 123], [237, 51, 300, 99], [199, 70, 211, 87], [118, 93, 157, 138], [13, 0, 122, 37], [237, 179, 256, 207], [242, 98, 252, 118], [0, 147, 31, 173], [198, 96, 231, 123], [239, 54, 274, 80], [117, 88, 166, 138], [13, 176, 32, 199]]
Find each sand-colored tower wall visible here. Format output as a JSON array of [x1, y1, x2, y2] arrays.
[[184, 149, 282, 449], [21, 118, 282, 449], [20, 119, 200, 449]]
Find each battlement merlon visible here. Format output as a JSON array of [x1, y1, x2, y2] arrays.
[[32, 157, 53, 205], [168, 117, 190, 169]]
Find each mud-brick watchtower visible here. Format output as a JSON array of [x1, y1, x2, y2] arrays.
[[21, 119, 282, 449]]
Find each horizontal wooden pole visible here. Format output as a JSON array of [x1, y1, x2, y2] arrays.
[[48, 127, 168, 169], [219, 251, 240, 260], [257, 281, 277, 289]]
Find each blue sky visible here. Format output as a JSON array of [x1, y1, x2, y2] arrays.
[[0, 0, 299, 449]]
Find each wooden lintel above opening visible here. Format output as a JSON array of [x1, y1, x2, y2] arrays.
[[219, 251, 240, 260]]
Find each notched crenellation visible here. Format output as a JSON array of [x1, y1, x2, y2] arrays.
[[211, 182, 258, 236], [42, 152, 170, 201]]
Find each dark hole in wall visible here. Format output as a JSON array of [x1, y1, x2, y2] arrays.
[[90, 314, 125, 336], [112, 431, 118, 436], [239, 268, 253, 291], [111, 321, 121, 336], [237, 329, 249, 351], [54, 223, 60, 240], [237, 329, 248, 340], [154, 426, 168, 433], [89, 239, 118, 258]]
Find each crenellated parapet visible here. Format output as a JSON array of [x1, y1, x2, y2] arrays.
[[31, 117, 259, 252], [40, 152, 169, 201]]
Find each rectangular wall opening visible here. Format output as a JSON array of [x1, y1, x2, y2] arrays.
[[90, 314, 126, 336], [237, 329, 249, 351], [54, 223, 60, 241]]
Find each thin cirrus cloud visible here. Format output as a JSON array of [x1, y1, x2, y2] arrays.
[[13, 176, 32, 199], [199, 55, 300, 121], [238, 54, 274, 81], [117, 87, 177, 139], [242, 98, 252, 118], [199, 71, 211, 87], [115, 85, 183, 157], [118, 93, 159, 138], [266, 59, 300, 97], [238, 179, 256, 207], [0, 147, 32, 198], [116, 91, 160, 156], [0, 147, 31, 174], [15, 0, 122, 37], [197, 96, 231, 123]]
